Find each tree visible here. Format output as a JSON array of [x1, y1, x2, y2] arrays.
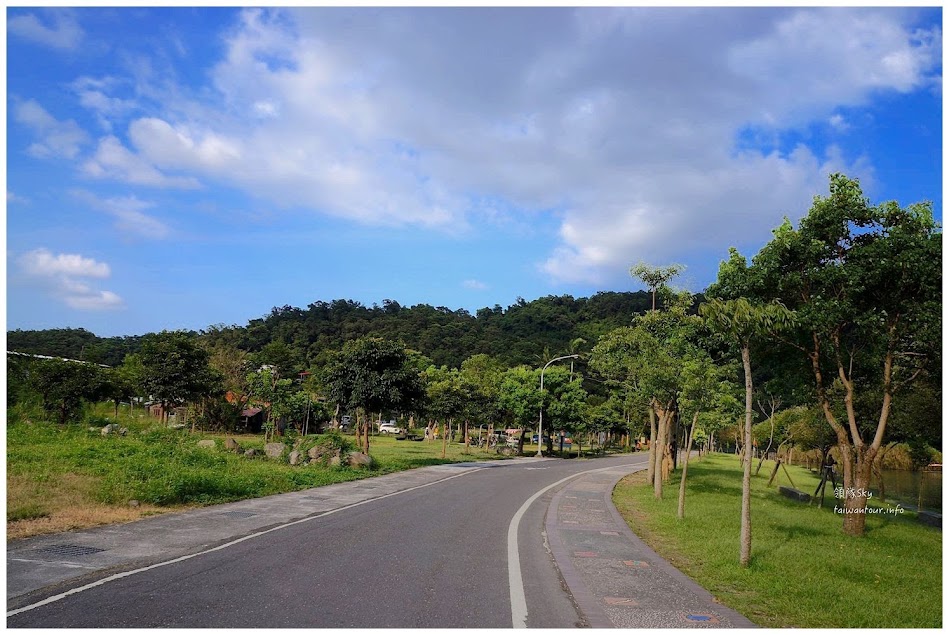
[[100, 363, 139, 417], [676, 354, 734, 519], [630, 262, 685, 311], [28, 358, 105, 424], [701, 296, 794, 567], [324, 337, 424, 454], [138, 331, 218, 423], [498, 366, 544, 452], [591, 293, 701, 498], [750, 173, 940, 536], [460, 354, 506, 448], [424, 366, 466, 458], [246, 366, 295, 441], [541, 366, 589, 454]]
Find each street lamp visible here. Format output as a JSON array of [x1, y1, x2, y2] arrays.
[[537, 354, 580, 457]]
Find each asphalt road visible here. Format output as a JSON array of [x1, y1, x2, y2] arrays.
[[8, 454, 649, 628]]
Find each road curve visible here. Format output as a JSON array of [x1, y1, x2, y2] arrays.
[[8, 455, 646, 628]]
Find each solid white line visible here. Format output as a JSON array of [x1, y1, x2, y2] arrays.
[[507, 460, 644, 628], [8, 467, 486, 618]]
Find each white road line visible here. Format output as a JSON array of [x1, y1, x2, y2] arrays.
[[507, 460, 647, 628], [8, 467, 486, 618]]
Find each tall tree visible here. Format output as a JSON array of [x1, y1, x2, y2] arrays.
[[325, 337, 424, 454], [676, 354, 734, 519], [630, 262, 685, 311], [138, 331, 217, 423], [750, 174, 940, 536], [28, 358, 106, 425], [701, 297, 794, 567]]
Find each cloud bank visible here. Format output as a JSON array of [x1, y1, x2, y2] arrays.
[[19, 8, 943, 285]]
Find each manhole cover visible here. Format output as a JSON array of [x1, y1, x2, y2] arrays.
[[37, 545, 106, 557], [220, 511, 257, 519]]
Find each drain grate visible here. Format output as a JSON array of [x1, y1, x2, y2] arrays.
[[220, 511, 257, 519], [37, 544, 106, 557]]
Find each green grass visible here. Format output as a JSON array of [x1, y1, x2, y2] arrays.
[[612, 453, 942, 628], [6, 407, 510, 537]]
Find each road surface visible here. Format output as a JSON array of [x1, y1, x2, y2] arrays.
[[8, 454, 650, 628]]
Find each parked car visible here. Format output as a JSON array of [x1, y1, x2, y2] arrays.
[[378, 421, 403, 435]]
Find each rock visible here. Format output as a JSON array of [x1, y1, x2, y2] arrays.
[[264, 443, 286, 458], [329, 455, 341, 467], [197, 440, 216, 449], [118, 427, 129, 436], [289, 450, 302, 466], [128, 500, 140, 508], [101, 423, 119, 436], [244, 448, 260, 457], [348, 452, 373, 468], [307, 445, 327, 460], [224, 438, 241, 452]]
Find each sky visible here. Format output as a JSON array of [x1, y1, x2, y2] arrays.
[[6, 6, 943, 337]]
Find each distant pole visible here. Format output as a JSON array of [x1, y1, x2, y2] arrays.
[[537, 354, 579, 458]]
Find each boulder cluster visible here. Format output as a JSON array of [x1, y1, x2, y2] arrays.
[[197, 438, 373, 469]]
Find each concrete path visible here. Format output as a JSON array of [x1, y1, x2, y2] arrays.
[[544, 464, 757, 628]]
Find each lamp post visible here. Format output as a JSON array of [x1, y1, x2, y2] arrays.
[[537, 354, 580, 457]]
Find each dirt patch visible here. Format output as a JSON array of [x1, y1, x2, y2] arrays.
[[7, 473, 176, 541]]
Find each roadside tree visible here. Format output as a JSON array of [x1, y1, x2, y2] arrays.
[[325, 337, 424, 455], [749, 174, 941, 536]]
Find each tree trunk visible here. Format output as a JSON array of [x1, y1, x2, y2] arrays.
[[363, 414, 370, 454], [739, 344, 754, 568], [647, 408, 657, 485], [442, 419, 450, 458], [355, 411, 363, 449], [841, 446, 876, 536], [653, 407, 670, 499], [464, 420, 470, 455], [677, 412, 698, 519], [755, 417, 777, 476]]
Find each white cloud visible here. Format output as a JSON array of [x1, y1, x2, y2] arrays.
[[17, 248, 124, 311], [9, 9, 83, 50], [70, 7, 939, 283], [72, 190, 171, 238], [70, 76, 137, 131], [64, 290, 124, 311], [18, 248, 110, 278], [463, 279, 489, 290], [7, 191, 30, 204], [82, 136, 201, 189], [13, 99, 89, 159]]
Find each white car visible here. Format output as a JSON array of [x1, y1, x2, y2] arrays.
[[378, 422, 403, 435]]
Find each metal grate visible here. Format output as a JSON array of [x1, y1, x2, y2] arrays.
[[37, 544, 106, 557], [219, 511, 257, 519]]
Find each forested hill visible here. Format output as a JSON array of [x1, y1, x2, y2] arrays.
[[8, 291, 685, 369]]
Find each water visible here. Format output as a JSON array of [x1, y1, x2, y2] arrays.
[[872, 469, 942, 511]]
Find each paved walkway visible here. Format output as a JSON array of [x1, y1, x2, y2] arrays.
[[9, 456, 756, 628], [544, 464, 757, 628]]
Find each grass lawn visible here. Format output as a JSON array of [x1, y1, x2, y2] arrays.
[[6, 410, 509, 540], [612, 453, 942, 628]]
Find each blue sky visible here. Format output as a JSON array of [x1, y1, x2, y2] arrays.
[[6, 7, 942, 337]]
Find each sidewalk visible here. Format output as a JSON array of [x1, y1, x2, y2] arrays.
[[545, 465, 757, 628]]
